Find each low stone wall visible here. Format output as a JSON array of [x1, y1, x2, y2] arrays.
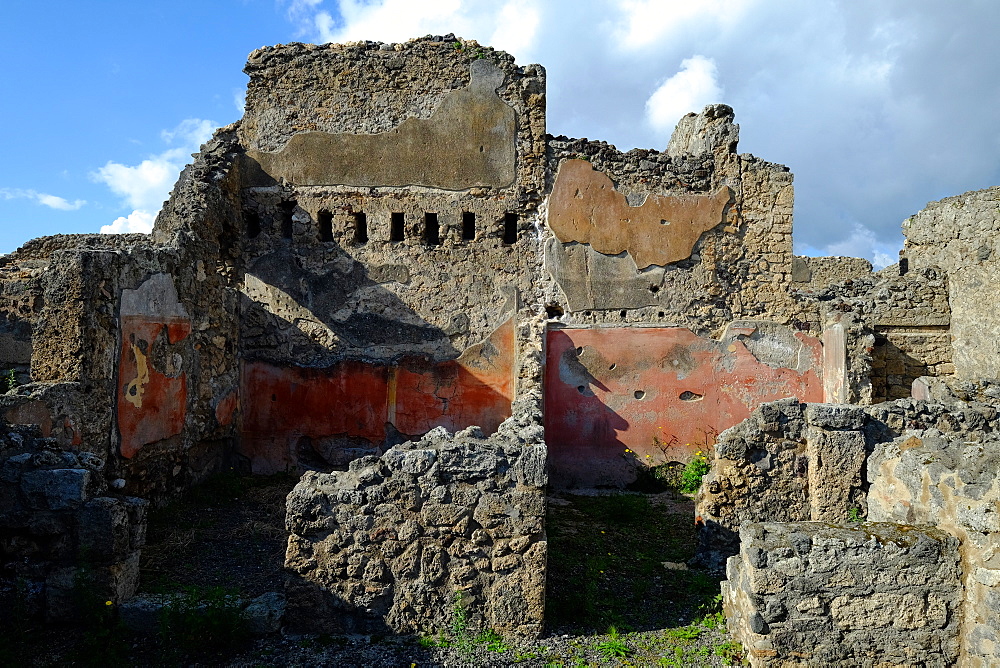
[[790, 255, 872, 293], [0, 423, 148, 621], [696, 395, 1000, 570], [723, 521, 962, 666], [695, 401, 869, 570], [284, 398, 547, 638], [869, 430, 1000, 666]]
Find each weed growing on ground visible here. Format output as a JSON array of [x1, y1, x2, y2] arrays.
[[595, 626, 632, 659], [714, 640, 746, 665], [159, 585, 249, 659], [848, 506, 864, 522], [418, 592, 509, 656], [546, 491, 714, 631], [4, 368, 17, 392], [475, 629, 509, 653], [679, 451, 712, 494]]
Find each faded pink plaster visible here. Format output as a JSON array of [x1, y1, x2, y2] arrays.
[[544, 326, 824, 488]]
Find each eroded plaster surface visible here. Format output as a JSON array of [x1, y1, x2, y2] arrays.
[[547, 159, 732, 269], [544, 324, 823, 487], [117, 274, 191, 459], [239, 319, 514, 473], [243, 60, 516, 190]]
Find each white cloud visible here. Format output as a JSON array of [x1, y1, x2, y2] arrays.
[[100, 209, 156, 235], [489, 0, 540, 58], [612, 0, 759, 51], [318, 0, 466, 45], [645, 56, 723, 136], [796, 222, 901, 270], [160, 118, 215, 147], [94, 118, 215, 227], [234, 88, 246, 115], [0, 188, 85, 211]]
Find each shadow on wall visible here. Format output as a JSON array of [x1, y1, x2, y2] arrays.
[[870, 328, 947, 402], [237, 232, 515, 474], [543, 337, 631, 488], [284, 575, 398, 636]]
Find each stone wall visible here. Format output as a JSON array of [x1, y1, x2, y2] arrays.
[[790, 255, 872, 293], [284, 397, 546, 638], [0, 422, 147, 621], [543, 106, 815, 334], [696, 395, 1000, 570], [902, 185, 1000, 379], [539, 106, 836, 483], [694, 401, 869, 570], [545, 324, 824, 488], [723, 521, 962, 666], [228, 38, 548, 473], [869, 429, 1000, 666]]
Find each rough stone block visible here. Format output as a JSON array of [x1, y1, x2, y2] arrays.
[[21, 468, 90, 510], [869, 430, 1000, 666], [243, 592, 286, 634], [723, 521, 962, 667], [78, 497, 131, 561], [805, 428, 866, 522]]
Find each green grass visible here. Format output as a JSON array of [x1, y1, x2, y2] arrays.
[[545, 491, 720, 633]]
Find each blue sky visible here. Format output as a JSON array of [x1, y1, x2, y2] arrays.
[[3, 1, 1000, 268]]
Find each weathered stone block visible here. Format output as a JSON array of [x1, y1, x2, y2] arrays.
[[723, 522, 962, 667], [869, 430, 1000, 667], [21, 468, 90, 510], [243, 592, 286, 634], [78, 497, 131, 561]]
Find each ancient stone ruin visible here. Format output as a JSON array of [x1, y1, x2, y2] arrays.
[[2, 34, 999, 665]]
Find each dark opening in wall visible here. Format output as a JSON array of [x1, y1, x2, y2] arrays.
[[545, 302, 564, 319], [423, 212, 440, 246], [280, 201, 295, 239], [318, 210, 334, 242], [246, 210, 261, 239], [462, 212, 476, 240], [353, 212, 368, 244], [503, 212, 518, 244], [391, 212, 405, 242]]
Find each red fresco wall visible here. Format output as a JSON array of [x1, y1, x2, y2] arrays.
[[240, 319, 515, 473], [545, 326, 824, 488], [118, 316, 191, 459]]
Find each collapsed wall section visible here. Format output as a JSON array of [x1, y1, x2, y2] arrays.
[[284, 396, 546, 638], [807, 265, 953, 404], [0, 423, 148, 622], [695, 395, 1000, 569]]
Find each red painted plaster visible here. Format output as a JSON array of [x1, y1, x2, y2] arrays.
[[118, 316, 189, 459], [215, 390, 239, 427], [544, 326, 823, 487], [239, 319, 514, 473]]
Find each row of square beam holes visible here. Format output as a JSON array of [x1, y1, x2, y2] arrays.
[[247, 205, 519, 245]]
